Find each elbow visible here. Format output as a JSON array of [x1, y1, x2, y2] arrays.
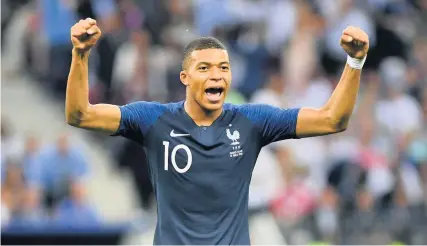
[[326, 110, 350, 133], [65, 110, 84, 127], [331, 116, 350, 133], [335, 123, 348, 133]]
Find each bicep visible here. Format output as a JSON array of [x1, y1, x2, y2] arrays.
[[296, 107, 339, 138], [77, 104, 121, 134]]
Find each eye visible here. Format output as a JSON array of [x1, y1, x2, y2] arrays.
[[198, 66, 208, 71], [221, 66, 229, 71]]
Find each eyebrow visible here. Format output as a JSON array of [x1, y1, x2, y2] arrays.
[[195, 61, 230, 67]]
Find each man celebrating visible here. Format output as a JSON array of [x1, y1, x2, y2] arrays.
[[65, 18, 369, 244]]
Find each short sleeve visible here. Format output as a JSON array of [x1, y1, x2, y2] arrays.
[[238, 104, 300, 146], [70, 150, 89, 180], [112, 101, 167, 142], [25, 158, 43, 188]]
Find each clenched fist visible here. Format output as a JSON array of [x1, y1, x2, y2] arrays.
[[340, 26, 369, 59], [71, 18, 101, 53]]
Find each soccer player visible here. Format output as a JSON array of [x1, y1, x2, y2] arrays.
[[66, 18, 369, 244]]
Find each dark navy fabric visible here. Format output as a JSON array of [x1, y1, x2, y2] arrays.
[[114, 101, 300, 245], [237, 103, 300, 145]]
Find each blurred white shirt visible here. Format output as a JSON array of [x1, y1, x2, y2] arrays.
[[287, 78, 333, 109], [227, 0, 297, 53], [1, 134, 24, 161], [375, 94, 423, 136], [319, 1, 376, 61]]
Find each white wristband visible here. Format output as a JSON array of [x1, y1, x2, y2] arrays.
[[346, 55, 367, 70]]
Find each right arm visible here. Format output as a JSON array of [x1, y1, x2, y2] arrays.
[[65, 48, 120, 134], [65, 18, 120, 134]]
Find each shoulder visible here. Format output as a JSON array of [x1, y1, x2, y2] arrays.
[[163, 101, 184, 114], [116, 101, 184, 137], [231, 103, 300, 126], [121, 100, 183, 116], [223, 103, 239, 112], [122, 101, 167, 111], [230, 103, 279, 116], [222, 103, 260, 117], [223, 102, 269, 111], [223, 103, 273, 124]]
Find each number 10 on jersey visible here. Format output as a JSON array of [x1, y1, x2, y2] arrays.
[[163, 141, 193, 173]]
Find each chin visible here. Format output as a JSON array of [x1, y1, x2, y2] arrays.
[[201, 100, 224, 112]]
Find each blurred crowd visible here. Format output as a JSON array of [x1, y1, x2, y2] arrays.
[[1, 120, 98, 227], [2, 0, 426, 244]]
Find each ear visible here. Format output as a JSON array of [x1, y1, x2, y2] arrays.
[[180, 71, 189, 86]]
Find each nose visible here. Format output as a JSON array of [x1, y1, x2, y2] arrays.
[[210, 67, 222, 82]]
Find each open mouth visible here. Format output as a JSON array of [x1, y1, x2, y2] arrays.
[[205, 87, 224, 102]]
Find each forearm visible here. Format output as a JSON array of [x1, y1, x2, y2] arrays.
[[323, 64, 362, 130], [65, 49, 90, 125]]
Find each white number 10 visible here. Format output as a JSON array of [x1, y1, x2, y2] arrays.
[[163, 141, 192, 173]]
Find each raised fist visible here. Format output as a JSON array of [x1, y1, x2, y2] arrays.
[[340, 26, 369, 59], [70, 18, 101, 53]]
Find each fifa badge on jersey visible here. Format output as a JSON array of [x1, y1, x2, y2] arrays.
[[227, 125, 243, 158]]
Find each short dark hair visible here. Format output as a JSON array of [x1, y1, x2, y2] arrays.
[[182, 37, 227, 70]]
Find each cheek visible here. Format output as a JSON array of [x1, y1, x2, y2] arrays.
[[225, 75, 232, 89], [225, 73, 232, 84], [189, 80, 205, 97]]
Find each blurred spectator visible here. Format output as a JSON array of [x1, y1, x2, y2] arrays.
[[375, 57, 423, 156], [1, 117, 25, 162], [2, 161, 27, 226], [91, 0, 123, 103], [414, 0, 427, 36], [248, 66, 288, 244], [1, 159, 46, 226], [282, 0, 323, 93], [315, 186, 339, 243], [1, 0, 34, 77], [229, 25, 271, 99], [407, 88, 427, 196], [319, 0, 377, 74], [111, 30, 151, 104], [37, 134, 89, 212], [134, 0, 171, 46], [53, 181, 99, 225], [342, 186, 392, 244], [193, 0, 235, 36], [116, 140, 154, 212], [21, 135, 43, 215], [407, 37, 427, 104], [39, 0, 76, 96]]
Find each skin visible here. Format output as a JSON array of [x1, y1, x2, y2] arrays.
[[65, 18, 369, 139], [180, 49, 232, 126]]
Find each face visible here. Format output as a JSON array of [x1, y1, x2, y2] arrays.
[[5, 165, 23, 187], [57, 134, 70, 155], [268, 73, 284, 94], [357, 190, 373, 211], [25, 136, 39, 155], [180, 49, 232, 111]]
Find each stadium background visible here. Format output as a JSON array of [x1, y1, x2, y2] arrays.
[[1, 0, 426, 244]]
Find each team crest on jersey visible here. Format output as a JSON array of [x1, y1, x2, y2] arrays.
[[227, 125, 243, 158]]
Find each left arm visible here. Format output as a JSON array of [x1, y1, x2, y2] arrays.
[[296, 26, 370, 138], [296, 64, 361, 137], [240, 27, 368, 145]]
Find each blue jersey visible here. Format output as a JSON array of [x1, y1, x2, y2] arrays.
[[113, 101, 300, 244]]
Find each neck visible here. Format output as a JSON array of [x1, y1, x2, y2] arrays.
[[267, 84, 283, 95], [184, 98, 222, 126]]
